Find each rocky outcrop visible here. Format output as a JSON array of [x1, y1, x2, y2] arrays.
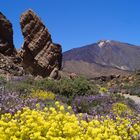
[[0, 53, 24, 76], [92, 75, 120, 82], [19, 9, 62, 78], [0, 12, 23, 76], [0, 10, 62, 79], [0, 12, 16, 56]]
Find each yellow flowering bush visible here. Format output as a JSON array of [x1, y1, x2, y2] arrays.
[[112, 103, 133, 116], [31, 90, 55, 100], [0, 102, 140, 140], [99, 87, 108, 93]]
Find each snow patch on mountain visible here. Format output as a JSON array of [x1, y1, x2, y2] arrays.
[[98, 40, 111, 48]]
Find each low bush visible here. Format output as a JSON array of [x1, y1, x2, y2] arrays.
[[31, 90, 55, 101], [45, 77, 98, 97]]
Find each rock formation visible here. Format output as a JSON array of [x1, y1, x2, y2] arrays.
[[19, 9, 62, 78], [0, 12, 24, 76], [0, 12, 16, 56], [0, 10, 62, 79], [0, 53, 24, 76]]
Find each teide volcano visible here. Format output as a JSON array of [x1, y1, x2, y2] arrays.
[[63, 40, 140, 78]]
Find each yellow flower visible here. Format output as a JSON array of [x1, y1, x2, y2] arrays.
[[31, 90, 55, 100], [0, 102, 140, 139], [67, 106, 72, 110], [59, 105, 64, 111]]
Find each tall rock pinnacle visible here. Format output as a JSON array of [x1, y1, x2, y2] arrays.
[[19, 9, 62, 78]]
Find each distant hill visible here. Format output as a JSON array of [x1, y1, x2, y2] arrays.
[[62, 40, 140, 78]]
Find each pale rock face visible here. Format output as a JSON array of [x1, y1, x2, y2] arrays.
[[111, 63, 130, 71], [119, 66, 130, 71]]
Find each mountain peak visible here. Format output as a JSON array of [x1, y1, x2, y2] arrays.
[[97, 40, 111, 48], [63, 40, 140, 74]]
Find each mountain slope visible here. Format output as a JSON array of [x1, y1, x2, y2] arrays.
[[63, 40, 140, 77]]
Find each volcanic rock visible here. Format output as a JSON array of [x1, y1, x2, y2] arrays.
[[19, 9, 62, 78], [0, 53, 24, 76], [0, 12, 24, 76], [93, 75, 120, 82], [0, 12, 16, 56]]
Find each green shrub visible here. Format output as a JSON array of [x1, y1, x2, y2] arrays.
[[44, 77, 98, 97], [0, 76, 6, 85], [4, 76, 98, 98], [5, 79, 33, 97]]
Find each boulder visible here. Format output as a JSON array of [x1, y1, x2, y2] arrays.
[[0, 12, 17, 56], [19, 9, 62, 78], [69, 73, 78, 79]]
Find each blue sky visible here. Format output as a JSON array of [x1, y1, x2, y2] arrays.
[[1, 0, 140, 52]]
